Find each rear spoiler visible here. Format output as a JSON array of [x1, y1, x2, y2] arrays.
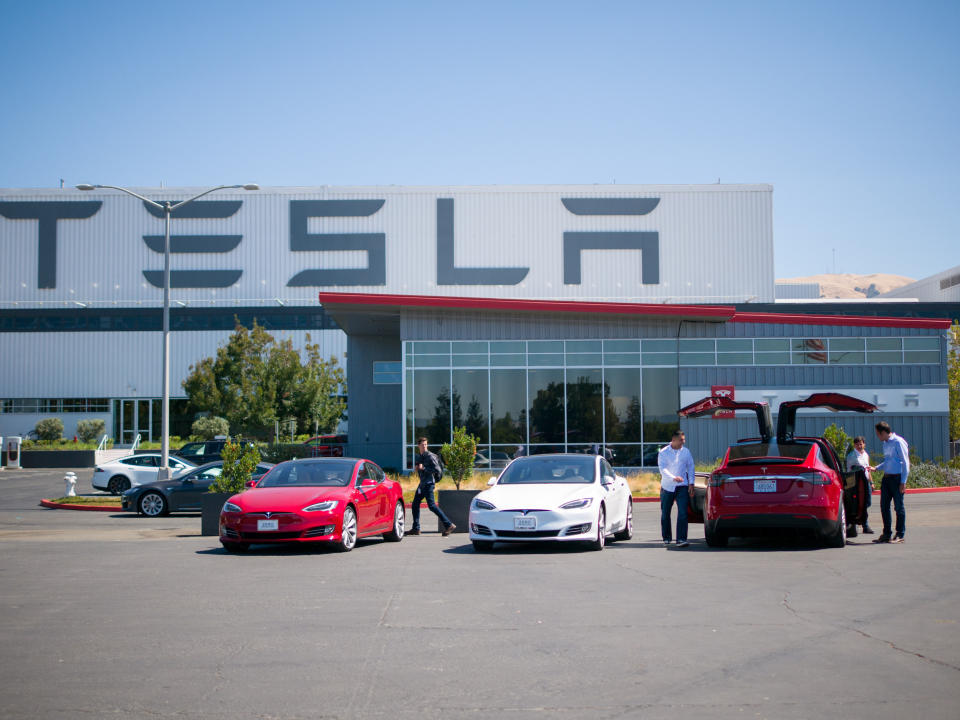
[[777, 393, 878, 441], [678, 396, 774, 443]]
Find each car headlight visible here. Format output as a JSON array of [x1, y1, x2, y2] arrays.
[[559, 498, 593, 510], [222, 501, 242, 513], [473, 498, 497, 510], [303, 500, 338, 512]]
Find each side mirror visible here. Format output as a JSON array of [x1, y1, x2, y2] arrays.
[[487, 476, 497, 486], [361, 478, 377, 488], [245, 479, 258, 488]]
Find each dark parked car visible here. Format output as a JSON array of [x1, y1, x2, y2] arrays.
[[678, 392, 877, 547], [122, 460, 274, 517], [303, 434, 347, 457], [174, 439, 228, 465]]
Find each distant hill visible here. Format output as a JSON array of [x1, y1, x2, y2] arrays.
[[776, 273, 914, 299]]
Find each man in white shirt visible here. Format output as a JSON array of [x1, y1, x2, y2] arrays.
[[658, 430, 695, 547]]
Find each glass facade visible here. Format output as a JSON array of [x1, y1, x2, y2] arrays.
[[402, 335, 942, 469], [404, 340, 681, 468]]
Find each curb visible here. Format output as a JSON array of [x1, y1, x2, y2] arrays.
[[40, 499, 123, 512]]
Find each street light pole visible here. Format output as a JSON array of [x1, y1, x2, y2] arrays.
[[77, 183, 259, 480]]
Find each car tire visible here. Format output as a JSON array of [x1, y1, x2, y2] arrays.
[[336, 507, 357, 552], [826, 498, 846, 548], [221, 541, 249, 553], [588, 506, 606, 551], [472, 540, 494, 552], [383, 501, 405, 542], [138, 491, 168, 517], [705, 525, 728, 548], [613, 500, 633, 541], [108, 476, 130, 495]]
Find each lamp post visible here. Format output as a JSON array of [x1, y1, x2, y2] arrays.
[[77, 183, 259, 480]]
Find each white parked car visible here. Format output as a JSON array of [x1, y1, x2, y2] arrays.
[[92, 454, 196, 495], [468, 454, 633, 552]]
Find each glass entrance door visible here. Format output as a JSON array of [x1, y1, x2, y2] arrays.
[[117, 399, 154, 445]]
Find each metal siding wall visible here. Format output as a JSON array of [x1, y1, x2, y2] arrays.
[[1, 184, 774, 306], [0, 329, 346, 397], [401, 310, 684, 340]]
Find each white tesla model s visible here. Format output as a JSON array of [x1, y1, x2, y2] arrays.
[[468, 454, 633, 552]]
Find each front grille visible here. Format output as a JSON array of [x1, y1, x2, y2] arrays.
[[471, 524, 493, 536], [495, 530, 561, 538], [302, 526, 335, 538], [240, 531, 302, 541]]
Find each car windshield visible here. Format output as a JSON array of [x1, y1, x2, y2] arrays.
[[497, 456, 595, 484], [727, 441, 813, 465], [258, 460, 354, 487]]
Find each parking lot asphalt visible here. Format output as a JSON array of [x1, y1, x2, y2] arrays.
[[1, 468, 959, 720]]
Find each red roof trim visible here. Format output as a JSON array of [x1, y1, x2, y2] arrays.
[[317, 292, 952, 329], [317, 292, 734, 319], [731, 310, 952, 329]]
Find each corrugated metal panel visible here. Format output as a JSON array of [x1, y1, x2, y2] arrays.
[[775, 282, 820, 299], [0, 184, 774, 307], [0, 329, 346, 397]]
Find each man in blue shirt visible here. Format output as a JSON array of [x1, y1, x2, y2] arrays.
[[658, 430, 695, 547], [869, 422, 910, 544]]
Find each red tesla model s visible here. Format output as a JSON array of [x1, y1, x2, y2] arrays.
[[679, 393, 877, 548], [219, 457, 405, 552]]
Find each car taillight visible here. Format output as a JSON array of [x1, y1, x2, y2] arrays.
[[799, 472, 831, 485], [709, 473, 735, 487]]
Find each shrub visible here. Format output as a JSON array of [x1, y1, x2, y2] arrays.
[[209, 439, 262, 494], [191, 415, 229, 440], [259, 442, 313, 463], [441, 426, 479, 490], [822, 423, 853, 468], [35, 418, 64, 443], [76, 419, 106, 444]]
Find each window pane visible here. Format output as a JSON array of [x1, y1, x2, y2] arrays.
[[643, 339, 677, 352], [405, 370, 414, 444], [452, 341, 488, 354], [452, 354, 487, 367], [755, 351, 791, 365], [607, 444, 646, 467], [528, 369, 565, 444], [829, 351, 865, 364], [866, 337, 901, 351], [491, 370, 526, 445], [679, 352, 715, 366], [792, 339, 828, 364], [716, 339, 752, 352], [604, 352, 643, 366], [642, 352, 675, 366], [867, 350, 902, 364], [904, 350, 940, 364], [413, 369, 450, 445], [490, 341, 525, 354], [604, 368, 643, 444], [717, 351, 754, 366], [642, 368, 679, 442], [679, 339, 714, 352], [566, 340, 600, 353], [566, 352, 602, 366], [490, 354, 525, 367], [453, 370, 488, 444], [904, 337, 940, 350], [414, 341, 450, 354], [755, 338, 789, 351], [829, 338, 864, 352], [603, 339, 641, 352], [413, 354, 449, 368], [528, 353, 563, 366], [527, 340, 563, 353], [565, 369, 603, 446]]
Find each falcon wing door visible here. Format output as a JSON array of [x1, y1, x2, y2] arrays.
[[776, 392, 878, 442], [678, 396, 774, 443]]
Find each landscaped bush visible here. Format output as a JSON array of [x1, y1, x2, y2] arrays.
[[191, 415, 229, 440], [76, 419, 106, 444], [35, 418, 64, 442], [258, 442, 313, 463]]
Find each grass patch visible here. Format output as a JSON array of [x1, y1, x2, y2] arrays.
[[48, 496, 121, 505]]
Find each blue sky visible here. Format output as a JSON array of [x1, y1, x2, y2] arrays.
[[1, 0, 957, 280]]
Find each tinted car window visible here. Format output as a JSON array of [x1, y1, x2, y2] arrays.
[[498, 456, 595, 484], [259, 460, 355, 487], [177, 443, 206, 457], [728, 442, 813, 464]]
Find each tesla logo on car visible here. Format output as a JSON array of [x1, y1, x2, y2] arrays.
[[265, 512, 272, 519]]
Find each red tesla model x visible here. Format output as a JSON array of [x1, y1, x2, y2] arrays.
[[219, 457, 405, 552], [679, 393, 877, 548]]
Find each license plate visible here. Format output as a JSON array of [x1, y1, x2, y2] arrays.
[[753, 479, 777, 493], [257, 519, 279, 531], [514, 516, 537, 530]]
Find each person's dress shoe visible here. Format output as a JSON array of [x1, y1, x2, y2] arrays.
[[441, 523, 456, 537]]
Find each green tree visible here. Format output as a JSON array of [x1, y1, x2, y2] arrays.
[[76, 418, 106, 443], [35, 417, 64, 442], [182, 321, 345, 438], [949, 322, 959, 441], [823, 423, 853, 469], [191, 415, 229, 440], [441, 426, 478, 490], [209, 439, 262, 494]]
